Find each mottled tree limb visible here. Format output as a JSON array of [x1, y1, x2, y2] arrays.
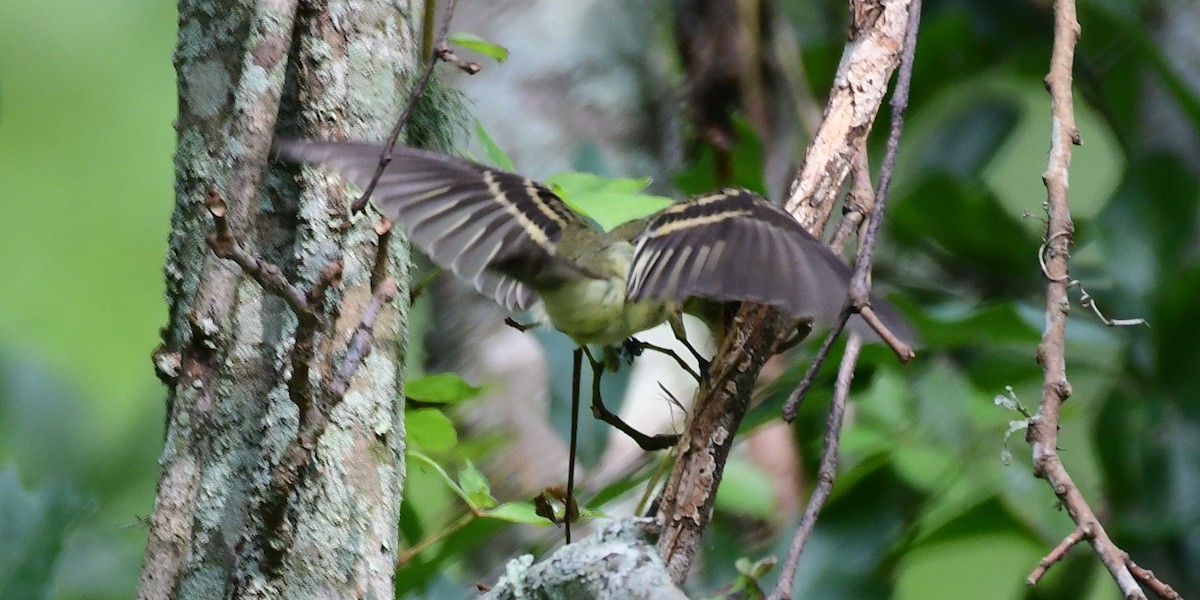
[[480, 519, 687, 600], [141, 0, 418, 597]]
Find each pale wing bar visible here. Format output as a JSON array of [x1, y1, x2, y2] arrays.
[[273, 141, 583, 312], [628, 189, 855, 332]]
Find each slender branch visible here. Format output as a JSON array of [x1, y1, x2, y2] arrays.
[[829, 149, 875, 254], [204, 189, 313, 319], [1026, 1, 1158, 598], [1026, 525, 1090, 586], [655, 0, 916, 583], [655, 304, 785, 583], [767, 335, 862, 600], [436, 46, 482, 74], [291, 260, 344, 421], [565, 348, 583, 543], [328, 277, 399, 399], [781, 308, 851, 422], [1127, 558, 1184, 600], [771, 4, 921, 597], [351, 0, 468, 213]]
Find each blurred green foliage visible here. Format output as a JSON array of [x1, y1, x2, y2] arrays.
[[1, 0, 1198, 599], [0, 0, 175, 597]]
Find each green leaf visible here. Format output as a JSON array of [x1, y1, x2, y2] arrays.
[[481, 502, 548, 525], [457, 461, 496, 509], [545, 171, 673, 232], [406, 372, 483, 404], [448, 32, 510, 63], [406, 408, 458, 452], [473, 122, 515, 171], [408, 451, 466, 502]]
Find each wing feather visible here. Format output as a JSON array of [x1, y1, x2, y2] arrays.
[[273, 140, 585, 312], [629, 188, 910, 341]]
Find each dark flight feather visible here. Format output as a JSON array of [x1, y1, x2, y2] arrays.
[[272, 141, 587, 312], [273, 140, 912, 344], [628, 188, 909, 341]]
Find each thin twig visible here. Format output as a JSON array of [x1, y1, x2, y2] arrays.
[[291, 261, 344, 420], [204, 189, 313, 319], [781, 308, 851, 422], [829, 149, 874, 254], [1026, 525, 1091, 586], [436, 46, 481, 74], [656, 0, 916, 583], [771, 4, 922, 597], [1027, 1, 1154, 598], [766, 334, 862, 600], [1127, 558, 1184, 600], [566, 348, 583, 544], [860, 305, 914, 361], [351, 0, 468, 213], [328, 277, 399, 399]]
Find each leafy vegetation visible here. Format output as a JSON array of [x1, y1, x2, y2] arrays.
[[0, 0, 1196, 598]]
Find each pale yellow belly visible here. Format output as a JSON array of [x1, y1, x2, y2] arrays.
[[538, 276, 675, 346]]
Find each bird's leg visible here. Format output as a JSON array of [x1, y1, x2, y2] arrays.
[[564, 347, 583, 543], [621, 337, 703, 384], [668, 312, 711, 379], [583, 347, 680, 451], [503, 316, 537, 333]]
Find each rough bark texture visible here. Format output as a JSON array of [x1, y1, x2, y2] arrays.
[[479, 519, 688, 600], [654, 305, 784, 582], [139, 0, 419, 597], [784, 0, 910, 231]]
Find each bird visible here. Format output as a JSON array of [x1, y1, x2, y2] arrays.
[[273, 139, 912, 541], [271, 140, 910, 350]]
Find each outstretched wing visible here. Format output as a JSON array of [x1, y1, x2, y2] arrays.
[[627, 188, 910, 341], [273, 140, 587, 312]]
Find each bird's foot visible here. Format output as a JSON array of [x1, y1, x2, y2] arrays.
[[504, 316, 537, 332], [591, 398, 680, 451]]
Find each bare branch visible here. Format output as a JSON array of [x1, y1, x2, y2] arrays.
[[829, 149, 875, 254], [1026, 1, 1164, 598], [655, 0, 917, 584], [1127, 558, 1184, 600], [435, 44, 482, 74], [204, 189, 313, 319], [767, 334, 862, 600], [1026, 525, 1090, 586], [782, 0, 921, 423], [328, 277, 399, 399], [772, 4, 921, 597], [781, 307, 851, 422]]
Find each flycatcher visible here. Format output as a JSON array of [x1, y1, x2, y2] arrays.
[[272, 140, 911, 348]]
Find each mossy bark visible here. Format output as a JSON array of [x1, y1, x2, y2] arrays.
[[139, 1, 422, 597]]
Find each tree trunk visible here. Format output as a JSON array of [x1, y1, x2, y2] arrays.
[[139, 0, 420, 597]]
